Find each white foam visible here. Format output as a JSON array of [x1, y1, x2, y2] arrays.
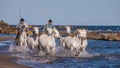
[[8, 40, 101, 60], [8, 41, 30, 52], [77, 51, 94, 58]]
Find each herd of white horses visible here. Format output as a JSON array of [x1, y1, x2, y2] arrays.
[[16, 26, 88, 56]]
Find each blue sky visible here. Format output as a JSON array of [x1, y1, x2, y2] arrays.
[[0, 0, 120, 25]]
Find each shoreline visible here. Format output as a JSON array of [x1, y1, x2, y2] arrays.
[[0, 53, 32, 68], [0, 36, 32, 68]]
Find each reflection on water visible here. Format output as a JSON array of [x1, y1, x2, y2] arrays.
[[5, 39, 120, 68]]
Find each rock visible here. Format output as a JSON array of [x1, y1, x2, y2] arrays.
[[0, 20, 17, 34], [87, 32, 120, 41], [87, 32, 102, 40]]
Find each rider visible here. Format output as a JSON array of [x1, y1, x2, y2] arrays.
[[15, 18, 28, 46], [43, 19, 55, 32]]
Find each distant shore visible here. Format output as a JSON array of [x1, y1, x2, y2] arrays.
[[59, 31, 120, 41], [0, 19, 120, 41]]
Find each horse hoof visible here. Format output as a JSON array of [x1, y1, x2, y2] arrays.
[[75, 54, 79, 56], [46, 53, 49, 55]]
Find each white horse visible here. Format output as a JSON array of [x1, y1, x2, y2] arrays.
[[61, 26, 88, 56], [79, 29, 88, 51], [19, 29, 27, 48], [62, 29, 83, 56], [38, 28, 60, 55], [27, 27, 39, 50]]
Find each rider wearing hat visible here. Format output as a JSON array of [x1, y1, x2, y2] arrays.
[[16, 18, 28, 30], [15, 18, 28, 45], [43, 19, 55, 32]]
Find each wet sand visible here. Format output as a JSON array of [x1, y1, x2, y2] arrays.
[[0, 54, 32, 68], [0, 36, 32, 68]]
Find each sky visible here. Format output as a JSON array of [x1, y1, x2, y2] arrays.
[[0, 0, 120, 25]]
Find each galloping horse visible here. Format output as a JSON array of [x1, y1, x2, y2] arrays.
[[18, 28, 27, 48], [62, 29, 83, 56], [27, 27, 39, 50], [38, 28, 60, 55], [79, 29, 88, 51]]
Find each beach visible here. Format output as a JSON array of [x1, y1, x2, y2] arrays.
[[0, 54, 32, 68], [0, 36, 32, 68]]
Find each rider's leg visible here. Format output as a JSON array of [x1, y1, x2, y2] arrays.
[[15, 34, 19, 46], [15, 30, 21, 46]]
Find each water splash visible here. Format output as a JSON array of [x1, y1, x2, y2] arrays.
[[6, 39, 120, 68], [8, 41, 30, 52], [8, 40, 99, 58]]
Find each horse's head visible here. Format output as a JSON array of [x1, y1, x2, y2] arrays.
[[46, 28, 53, 35], [82, 29, 87, 38], [77, 29, 87, 45], [75, 29, 87, 38], [33, 27, 39, 35], [52, 28, 60, 38], [75, 29, 82, 39]]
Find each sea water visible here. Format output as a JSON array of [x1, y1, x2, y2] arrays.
[[0, 26, 120, 68], [6, 39, 120, 68]]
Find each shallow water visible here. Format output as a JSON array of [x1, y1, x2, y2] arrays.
[[0, 39, 118, 68]]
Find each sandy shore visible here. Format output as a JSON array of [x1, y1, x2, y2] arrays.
[[0, 36, 32, 68], [0, 54, 32, 68]]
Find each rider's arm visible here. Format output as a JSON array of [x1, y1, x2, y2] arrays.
[[43, 24, 47, 31], [52, 25, 55, 29]]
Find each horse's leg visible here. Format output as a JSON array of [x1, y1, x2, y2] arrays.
[[15, 34, 20, 46], [46, 46, 50, 55], [38, 45, 43, 55], [82, 40, 87, 52], [75, 48, 81, 56], [16, 39, 19, 46], [75, 50, 79, 56], [24, 39, 27, 48], [62, 47, 67, 56], [51, 47, 55, 56], [64, 47, 66, 54], [70, 47, 73, 53], [20, 41, 22, 47], [62, 47, 66, 57]]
